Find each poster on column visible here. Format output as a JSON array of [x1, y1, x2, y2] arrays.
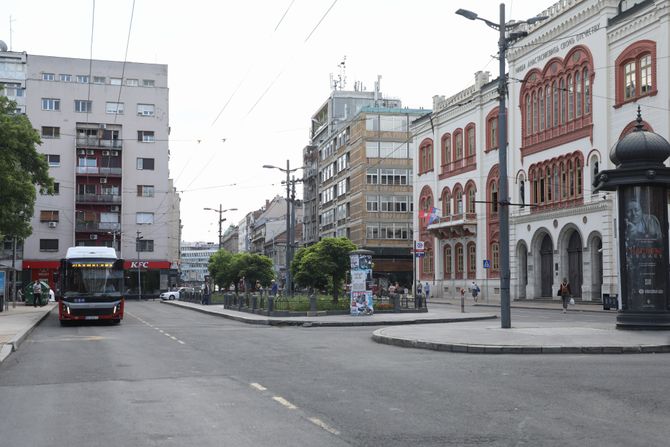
[[350, 270, 367, 292], [620, 185, 668, 311], [350, 291, 374, 315]]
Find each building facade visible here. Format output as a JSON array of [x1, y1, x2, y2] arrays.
[[305, 82, 426, 289], [0, 50, 180, 297], [413, 0, 669, 302], [180, 242, 217, 286]]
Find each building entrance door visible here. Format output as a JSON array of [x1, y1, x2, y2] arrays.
[[568, 232, 583, 298], [540, 235, 553, 297]]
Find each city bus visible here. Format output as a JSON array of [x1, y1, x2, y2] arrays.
[[58, 247, 124, 325]]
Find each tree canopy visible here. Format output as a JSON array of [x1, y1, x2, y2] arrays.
[[291, 237, 356, 301], [0, 95, 54, 239], [208, 249, 274, 292]]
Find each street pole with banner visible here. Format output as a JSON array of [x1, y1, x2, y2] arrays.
[[483, 259, 491, 303]]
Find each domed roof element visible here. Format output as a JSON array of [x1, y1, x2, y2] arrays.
[[610, 107, 670, 167]]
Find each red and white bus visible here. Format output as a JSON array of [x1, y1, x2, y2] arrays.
[[58, 247, 124, 325]]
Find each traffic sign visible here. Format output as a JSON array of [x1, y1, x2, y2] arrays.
[[483, 259, 491, 269], [415, 241, 425, 250], [415, 252, 425, 258]]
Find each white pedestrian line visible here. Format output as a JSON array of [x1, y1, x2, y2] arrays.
[[272, 396, 297, 409], [250, 382, 267, 391], [308, 417, 340, 436]]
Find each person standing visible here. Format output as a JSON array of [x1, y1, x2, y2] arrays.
[[270, 280, 278, 297], [558, 278, 572, 313], [470, 281, 480, 302], [424, 282, 431, 302], [32, 281, 42, 307]]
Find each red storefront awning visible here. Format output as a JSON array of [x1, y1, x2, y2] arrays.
[[123, 260, 171, 270], [23, 260, 60, 269]]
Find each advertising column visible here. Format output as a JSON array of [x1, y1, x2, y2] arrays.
[[350, 250, 374, 316]]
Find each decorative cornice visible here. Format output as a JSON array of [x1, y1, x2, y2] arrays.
[[607, 2, 661, 44], [511, 198, 609, 224]]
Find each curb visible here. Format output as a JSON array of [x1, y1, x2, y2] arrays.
[[371, 330, 670, 354], [0, 305, 55, 364], [161, 300, 498, 327]]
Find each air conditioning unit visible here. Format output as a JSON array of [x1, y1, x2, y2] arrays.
[[111, 151, 119, 156], [100, 178, 108, 184], [99, 123, 107, 129], [90, 234, 98, 240], [48, 221, 57, 228], [78, 149, 86, 155], [87, 150, 95, 155], [102, 150, 110, 156], [111, 206, 120, 212]]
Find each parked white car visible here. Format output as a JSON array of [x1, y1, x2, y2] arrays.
[[160, 287, 190, 300]]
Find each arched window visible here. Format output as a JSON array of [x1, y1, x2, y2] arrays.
[[444, 245, 452, 278], [615, 40, 657, 106], [546, 166, 552, 202], [441, 133, 451, 169], [576, 158, 582, 196], [568, 160, 575, 198], [490, 118, 497, 149], [575, 71, 582, 117], [467, 243, 476, 278], [532, 92, 538, 133], [490, 182, 498, 214], [559, 78, 566, 124], [567, 74, 574, 121], [492, 242, 500, 270], [545, 85, 551, 129], [422, 243, 434, 275], [454, 131, 463, 160], [552, 81, 559, 127], [456, 190, 463, 214], [465, 124, 476, 158], [419, 139, 434, 174], [539, 89, 544, 131], [467, 188, 476, 213], [561, 162, 567, 198], [442, 189, 451, 216], [525, 95, 532, 136], [456, 243, 464, 275], [584, 68, 590, 114]]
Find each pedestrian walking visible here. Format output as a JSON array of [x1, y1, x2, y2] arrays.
[[32, 281, 42, 307], [202, 282, 211, 305], [270, 280, 278, 297], [416, 281, 423, 297], [558, 277, 572, 313], [470, 281, 480, 302], [424, 282, 431, 302]]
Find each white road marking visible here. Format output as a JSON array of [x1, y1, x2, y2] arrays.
[[272, 396, 297, 409], [250, 383, 267, 391], [309, 417, 340, 436]]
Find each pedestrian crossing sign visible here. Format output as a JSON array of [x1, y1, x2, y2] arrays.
[[483, 259, 491, 269]]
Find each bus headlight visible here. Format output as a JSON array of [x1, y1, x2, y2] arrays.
[[112, 305, 117, 314]]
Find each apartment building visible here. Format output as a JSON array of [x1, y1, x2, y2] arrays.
[[0, 49, 180, 297], [180, 242, 217, 286], [305, 83, 427, 289]]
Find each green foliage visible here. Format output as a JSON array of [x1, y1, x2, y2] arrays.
[[291, 237, 356, 302], [208, 249, 275, 292], [0, 95, 54, 239]]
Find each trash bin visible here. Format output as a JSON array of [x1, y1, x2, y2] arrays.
[[602, 293, 618, 311]]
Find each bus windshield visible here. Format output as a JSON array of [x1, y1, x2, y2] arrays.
[[63, 266, 123, 297]]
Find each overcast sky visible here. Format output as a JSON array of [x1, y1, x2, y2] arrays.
[[2, 0, 543, 242]]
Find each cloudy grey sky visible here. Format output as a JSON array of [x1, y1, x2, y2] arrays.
[[2, 0, 542, 242]]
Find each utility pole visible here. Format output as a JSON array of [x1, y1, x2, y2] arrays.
[[136, 231, 143, 300]]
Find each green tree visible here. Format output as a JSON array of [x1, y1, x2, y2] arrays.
[[207, 249, 236, 291], [291, 237, 356, 302], [233, 252, 274, 291], [0, 95, 54, 239]]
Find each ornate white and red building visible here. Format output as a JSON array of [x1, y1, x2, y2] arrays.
[[413, 0, 669, 302]]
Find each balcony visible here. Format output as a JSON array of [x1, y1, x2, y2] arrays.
[[75, 222, 121, 232], [76, 137, 123, 149], [76, 194, 121, 204], [76, 167, 122, 176], [427, 212, 477, 239]]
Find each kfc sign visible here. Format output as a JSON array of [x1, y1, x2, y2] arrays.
[[130, 261, 149, 269]]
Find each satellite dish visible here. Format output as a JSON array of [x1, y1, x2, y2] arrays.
[[0, 41, 7, 52]]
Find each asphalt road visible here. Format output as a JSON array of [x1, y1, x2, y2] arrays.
[[0, 301, 668, 447]]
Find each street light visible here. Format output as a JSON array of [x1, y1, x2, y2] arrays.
[[203, 206, 238, 250], [263, 160, 303, 296], [136, 231, 143, 301], [456, 4, 548, 329]]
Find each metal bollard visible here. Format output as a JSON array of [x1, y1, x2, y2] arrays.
[[309, 294, 317, 314], [252, 294, 257, 310], [268, 296, 274, 314], [461, 291, 465, 313], [393, 293, 400, 312]]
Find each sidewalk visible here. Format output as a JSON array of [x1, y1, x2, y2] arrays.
[[0, 303, 56, 363]]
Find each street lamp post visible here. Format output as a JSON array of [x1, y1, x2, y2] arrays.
[[136, 231, 143, 301], [203, 206, 238, 250], [263, 160, 303, 296], [456, 4, 547, 328]]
